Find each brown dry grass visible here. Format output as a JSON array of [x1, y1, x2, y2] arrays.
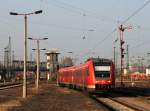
[[0, 82, 103, 111]]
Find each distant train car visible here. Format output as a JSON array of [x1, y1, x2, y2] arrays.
[[15, 72, 23, 81], [15, 71, 35, 81], [58, 58, 115, 92]]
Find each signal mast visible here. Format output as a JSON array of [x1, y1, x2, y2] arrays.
[[119, 24, 132, 86]]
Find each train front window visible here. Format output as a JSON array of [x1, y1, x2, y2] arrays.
[[94, 66, 110, 79]]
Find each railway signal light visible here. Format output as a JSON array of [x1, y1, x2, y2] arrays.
[[121, 50, 124, 58], [121, 40, 125, 58], [121, 40, 125, 45]]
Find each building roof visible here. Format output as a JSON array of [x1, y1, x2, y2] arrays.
[[46, 49, 60, 55]]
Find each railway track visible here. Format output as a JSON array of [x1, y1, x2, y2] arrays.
[[0, 82, 22, 90], [0, 80, 36, 90], [0, 80, 47, 90], [91, 95, 147, 111]]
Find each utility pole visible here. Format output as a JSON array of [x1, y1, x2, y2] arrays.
[[147, 53, 150, 67], [8, 37, 11, 79], [114, 46, 116, 67], [114, 38, 118, 74], [4, 37, 12, 80], [4, 48, 9, 79], [37, 40, 40, 89], [126, 45, 129, 72]]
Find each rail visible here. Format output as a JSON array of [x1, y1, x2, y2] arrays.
[[0, 80, 35, 90], [91, 95, 146, 111], [0, 83, 22, 90]]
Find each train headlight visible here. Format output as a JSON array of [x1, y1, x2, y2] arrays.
[[107, 80, 111, 83]]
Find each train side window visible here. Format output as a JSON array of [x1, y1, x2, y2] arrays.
[[76, 71, 78, 77], [80, 70, 82, 76], [86, 68, 89, 76], [78, 71, 80, 77]]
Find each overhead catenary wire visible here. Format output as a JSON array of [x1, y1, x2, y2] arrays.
[[1, 0, 150, 62], [45, 0, 118, 23], [0, 1, 97, 32], [51, 0, 88, 13], [131, 40, 150, 49], [43, 0, 84, 15], [121, 0, 150, 24], [41, 0, 150, 60], [1, 0, 117, 33], [82, 0, 150, 58], [0, 14, 94, 32]]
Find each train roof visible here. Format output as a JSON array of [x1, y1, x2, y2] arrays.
[[59, 66, 75, 71], [86, 58, 113, 65], [59, 57, 113, 71], [87, 58, 112, 63]]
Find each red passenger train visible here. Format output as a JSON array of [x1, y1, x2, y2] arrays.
[[58, 58, 115, 92]]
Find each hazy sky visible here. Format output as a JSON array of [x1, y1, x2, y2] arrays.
[[0, 0, 150, 63]]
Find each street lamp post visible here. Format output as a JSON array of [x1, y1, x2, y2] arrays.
[[10, 10, 43, 98], [28, 37, 48, 89]]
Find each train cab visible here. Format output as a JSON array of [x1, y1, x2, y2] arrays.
[[87, 58, 115, 91]]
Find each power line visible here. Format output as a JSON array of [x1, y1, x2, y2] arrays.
[[51, 0, 87, 13], [84, 28, 117, 56], [1, 1, 117, 33], [45, 0, 118, 23], [44, 0, 84, 15], [0, 15, 94, 32], [122, 0, 150, 24], [82, 0, 150, 58], [131, 40, 150, 49]]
